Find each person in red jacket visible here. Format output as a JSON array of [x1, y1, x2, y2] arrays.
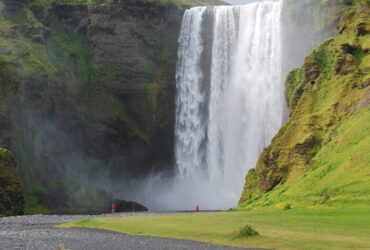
[[196, 205, 199, 212], [111, 204, 116, 213]]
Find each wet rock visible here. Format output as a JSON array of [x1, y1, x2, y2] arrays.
[[303, 56, 321, 82], [340, 43, 355, 54], [356, 23, 368, 36], [334, 54, 355, 75]]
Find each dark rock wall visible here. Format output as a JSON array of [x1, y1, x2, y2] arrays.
[[0, 0, 184, 212]]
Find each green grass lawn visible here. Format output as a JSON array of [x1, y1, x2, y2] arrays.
[[59, 208, 370, 249]]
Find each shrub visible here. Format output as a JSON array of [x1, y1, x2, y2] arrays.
[[238, 225, 259, 238], [284, 203, 291, 210]]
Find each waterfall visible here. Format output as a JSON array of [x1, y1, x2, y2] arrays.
[[136, 1, 284, 210], [174, 1, 284, 209]]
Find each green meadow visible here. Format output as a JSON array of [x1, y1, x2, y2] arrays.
[[59, 208, 370, 250]]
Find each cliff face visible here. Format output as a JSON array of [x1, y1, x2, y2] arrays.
[[239, 1, 370, 208], [0, 0, 190, 212]]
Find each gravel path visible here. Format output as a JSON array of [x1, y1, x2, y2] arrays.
[[0, 212, 263, 250]]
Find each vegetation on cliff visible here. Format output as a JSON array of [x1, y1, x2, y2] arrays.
[[27, 0, 226, 9], [0, 148, 24, 217], [239, 1, 370, 209]]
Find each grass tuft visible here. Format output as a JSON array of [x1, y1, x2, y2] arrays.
[[238, 225, 259, 238]]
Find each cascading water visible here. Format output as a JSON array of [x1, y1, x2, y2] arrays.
[[138, 1, 285, 210], [174, 1, 284, 209]]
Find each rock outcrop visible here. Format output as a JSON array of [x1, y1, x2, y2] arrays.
[[113, 199, 148, 212]]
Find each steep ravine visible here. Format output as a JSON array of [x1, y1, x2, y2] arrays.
[[239, 1, 370, 209]]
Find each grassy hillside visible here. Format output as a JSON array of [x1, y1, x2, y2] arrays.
[[239, 2, 370, 209]]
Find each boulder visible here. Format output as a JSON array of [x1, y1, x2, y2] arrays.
[[113, 199, 148, 212]]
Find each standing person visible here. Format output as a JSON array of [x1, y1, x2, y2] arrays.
[[196, 205, 199, 212], [111, 203, 116, 213]]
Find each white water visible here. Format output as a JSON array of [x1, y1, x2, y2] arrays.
[[137, 1, 285, 210]]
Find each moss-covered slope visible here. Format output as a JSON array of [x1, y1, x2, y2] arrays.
[[239, 2, 370, 209]]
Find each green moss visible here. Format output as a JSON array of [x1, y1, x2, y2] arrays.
[[0, 8, 55, 79], [47, 21, 93, 85], [355, 0, 370, 6], [24, 195, 50, 215], [285, 68, 306, 112], [0, 148, 25, 216], [134, 27, 160, 47]]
